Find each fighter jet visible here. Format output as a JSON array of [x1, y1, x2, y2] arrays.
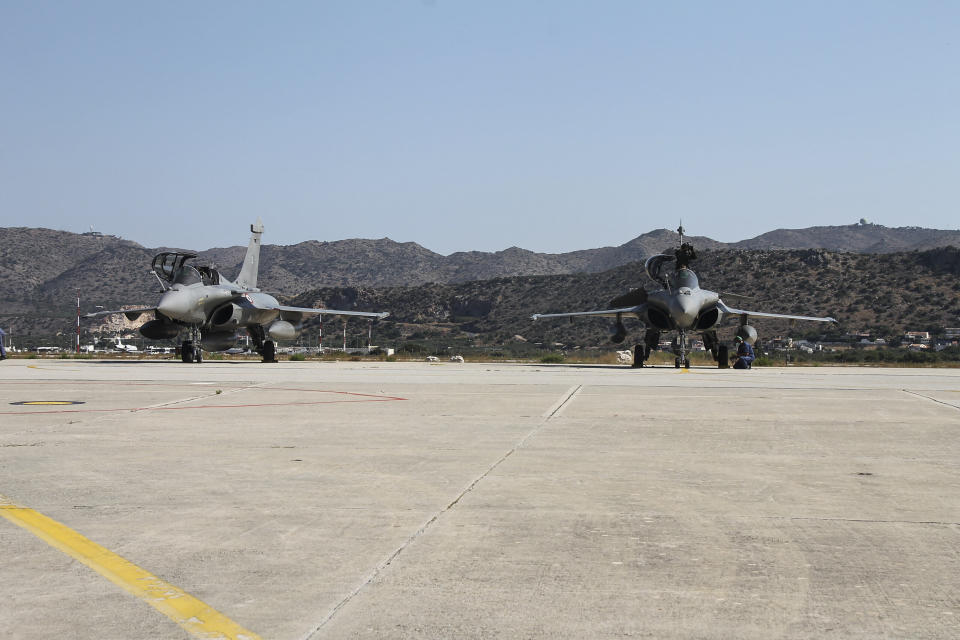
[[86, 219, 389, 363], [531, 226, 836, 368]]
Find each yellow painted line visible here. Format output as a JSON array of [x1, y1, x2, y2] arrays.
[[0, 494, 261, 640], [27, 365, 81, 371]]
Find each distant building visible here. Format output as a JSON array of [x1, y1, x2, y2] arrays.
[[945, 328, 960, 338], [904, 331, 931, 344]]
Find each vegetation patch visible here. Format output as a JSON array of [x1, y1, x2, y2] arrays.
[[539, 353, 565, 364]]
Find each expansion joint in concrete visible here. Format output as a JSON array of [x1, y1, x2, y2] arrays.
[[299, 384, 584, 640], [900, 389, 960, 412]]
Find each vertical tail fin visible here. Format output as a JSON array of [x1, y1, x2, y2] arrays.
[[236, 218, 264, 290]]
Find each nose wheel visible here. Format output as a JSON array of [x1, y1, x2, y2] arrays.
[[180, 327, 203, 363], [673, 330, 689, 369], [180, 341, 203, 363]]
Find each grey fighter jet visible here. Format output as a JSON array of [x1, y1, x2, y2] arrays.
[[531, 226, 836, 368], [86, 219, 388, 363]]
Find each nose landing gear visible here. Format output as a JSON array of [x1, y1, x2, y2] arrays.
[[180, 327, 203, 363], [673, 330, 690, 369]]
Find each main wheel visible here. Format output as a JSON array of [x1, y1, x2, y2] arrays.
[[195, 347, 203, 363], [717, 345, 729, 369], [682, 357, 690, 369], [262, 340, 276, 363], [181, 341, 194, 363], [632, 344, 644, 368], [674, 357, 681, 368]]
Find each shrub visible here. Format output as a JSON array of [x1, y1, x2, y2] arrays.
[[289, 353, 306, 361], [539, 353, 565, 364]]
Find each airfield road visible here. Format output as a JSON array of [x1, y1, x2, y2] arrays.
[[0, 360, 958, 639]]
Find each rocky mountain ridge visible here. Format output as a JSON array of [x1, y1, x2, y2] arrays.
[[1, 223, 958, 339], [291, 246, 960, 348]]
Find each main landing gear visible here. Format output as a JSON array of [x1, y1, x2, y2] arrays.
[[248, 325, 277, 363], [717, 344, 729, 369], [631, 330, 661, 368], [702, 329, 729, 369]]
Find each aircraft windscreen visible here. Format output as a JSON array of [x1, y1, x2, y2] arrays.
[[675, 269, 699, 289], [173, 265, 202, 286]]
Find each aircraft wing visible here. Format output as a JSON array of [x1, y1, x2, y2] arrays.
[[716, 300, 836, 323], [531, 305, 646, 321], [83, 307, 156, 321], [276, 305, 390, 323]]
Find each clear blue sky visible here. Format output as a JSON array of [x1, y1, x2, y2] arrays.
[[1, 1, 957, 253]]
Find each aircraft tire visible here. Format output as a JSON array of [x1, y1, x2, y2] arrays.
[[182, 341, 194, 363], [262, 340, 276, 363], [632, 344, 644, 368], [717, 345, 729, 369], [195, 346, 203, 364], [674, 357, 681, 369]]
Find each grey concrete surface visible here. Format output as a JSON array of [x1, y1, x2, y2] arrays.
[[0, 359, 957, 639]]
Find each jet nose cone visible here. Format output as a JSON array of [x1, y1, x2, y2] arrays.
[[671, 295, 700, 329], [157, 290, 192, 321]]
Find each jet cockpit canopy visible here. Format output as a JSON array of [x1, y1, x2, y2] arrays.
[[152, 253, 196, 283], [151, 252, 221, 287], [644, 254, 675, 286]]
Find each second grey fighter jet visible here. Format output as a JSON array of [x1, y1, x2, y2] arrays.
[[531, 226, 836, 368], [86, 219, 389, 363]]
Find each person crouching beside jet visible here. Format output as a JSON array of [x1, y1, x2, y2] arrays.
[[732, 335, 755, 369]]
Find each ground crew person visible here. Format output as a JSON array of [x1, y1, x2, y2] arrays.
[[732, 335, 754, 369], [0, 327, 7, 360]]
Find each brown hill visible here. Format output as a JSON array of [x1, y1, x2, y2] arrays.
[[2, 223, 959, 341], [290, 247, 960, 349], [733, 222, 960, 252]]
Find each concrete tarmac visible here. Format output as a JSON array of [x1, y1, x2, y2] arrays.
[[0, 359, 957, 639]]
